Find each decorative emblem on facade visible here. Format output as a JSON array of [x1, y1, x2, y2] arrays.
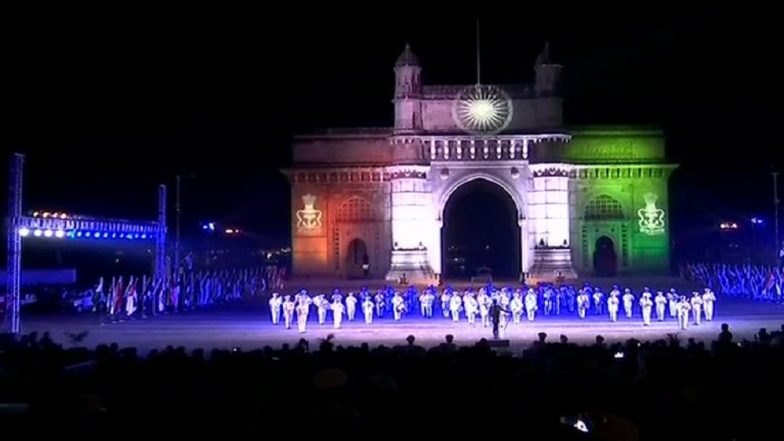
[[452, 85, 513, 134], [638, 193, 665, 235], [296, 194, 323, 231]]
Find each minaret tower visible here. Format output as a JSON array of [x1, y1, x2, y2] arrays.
[[393, 43, 423, 134], [387, 43, 434, 283]]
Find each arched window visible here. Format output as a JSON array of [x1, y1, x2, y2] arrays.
[[585, 195, 624, 220], [336, 197, 376, 222]]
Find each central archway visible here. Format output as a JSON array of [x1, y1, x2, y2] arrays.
[[441, 179, 521, 280]]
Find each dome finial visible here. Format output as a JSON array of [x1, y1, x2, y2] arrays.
[[536, 41, 552, 65], [395, 43, 420, 67]]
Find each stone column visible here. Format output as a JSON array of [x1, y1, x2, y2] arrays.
[[528, 163, 577, 279], [519, 217, 530, 277], [429, 218, 443, 278], [385, 165, 435, 283]]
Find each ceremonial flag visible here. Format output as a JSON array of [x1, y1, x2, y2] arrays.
[[185, 252, 194, 271], [113, 277, 125, 316], [108, 277, 116, 314], [125, 277, 137, 316], [764, 270, 775, 292], [157, 278, 165, 312]]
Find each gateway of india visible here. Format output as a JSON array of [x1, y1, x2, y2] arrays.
[[285, 43, 675, 283]]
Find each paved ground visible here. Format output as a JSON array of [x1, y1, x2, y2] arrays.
[[22, 298, 784, 355]]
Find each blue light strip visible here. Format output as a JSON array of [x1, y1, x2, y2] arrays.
[[21, 228, 157, 240], [17, 215, 162, 241]]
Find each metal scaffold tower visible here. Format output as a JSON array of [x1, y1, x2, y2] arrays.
[[3, 153, 168, 334]]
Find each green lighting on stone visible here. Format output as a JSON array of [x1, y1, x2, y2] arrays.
[[569, 126, 674, 274], [638, 193, 666, 235], [566, 127, 664, 163]]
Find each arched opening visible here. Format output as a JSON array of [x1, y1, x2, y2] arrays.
[[442, 179, 520, 280], [336, 197, 377, 278], [346, 238, 369, 278], [593, 236, 617, 277]]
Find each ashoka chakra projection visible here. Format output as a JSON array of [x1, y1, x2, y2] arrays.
[[452, 84, 513, 134]]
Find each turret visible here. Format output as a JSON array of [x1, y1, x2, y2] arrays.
[[393, 43, 423, 133], [534, 42, 562, 97]]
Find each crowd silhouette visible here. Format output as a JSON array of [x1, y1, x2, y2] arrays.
[[2, 324, 783, 440]]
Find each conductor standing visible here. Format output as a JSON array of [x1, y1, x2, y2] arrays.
[[489, 300, 509, 340]]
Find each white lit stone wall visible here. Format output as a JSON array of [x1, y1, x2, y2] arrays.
[[529, 165, 571, 248], [388, 166, 432, 250]]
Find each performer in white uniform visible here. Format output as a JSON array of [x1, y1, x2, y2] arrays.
[[315, 295, 329, 325], [419, 291, 428, 317], [331, 299, 345, 329], [269, 292, 282, 325], [690, 291, 703, 326], [392, 292, 405, 321], [622, 289, 635, 319], [677, 296, 691, 331], [702, 288, 716, 321], [374, 291, 385, 318], [344, 292, 357, 321], [296, 301, 310, 333], [499, 289, 511, 311], [441, 289, 452, 318], [510, 292, 524, 324], [464, 293, 479, 324], [655, 291, 667, 322], [282, 295, 295, 329], [478, 289, 491, 327], [640, 293, 653, 326], [609, 286, 621, 301], [525, 289, 538, 321], [668, 289, 678, 318], [593, 289, 605, 315], [362, 297, 374, 324], [543, 289, 553, 316], [449, 293, 462, 322], [577, 290, 590, 319], [330, 289, 343, 304], [295, 289, 311, 307], [607, 293, 620, 322], [421, 289, 435, 318]]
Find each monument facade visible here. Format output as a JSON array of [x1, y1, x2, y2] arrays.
[[285, 44, 675, 282]]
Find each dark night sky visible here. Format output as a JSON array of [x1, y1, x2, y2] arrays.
[[4, 9, 782, 252]]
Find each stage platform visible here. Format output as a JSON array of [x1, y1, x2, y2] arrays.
[[20, 298, 784, 355]]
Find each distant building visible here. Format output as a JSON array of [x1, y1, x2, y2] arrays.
[[285, 44, 675, 281]]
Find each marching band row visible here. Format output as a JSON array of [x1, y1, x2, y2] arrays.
[[268, 284, 718, 334]]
